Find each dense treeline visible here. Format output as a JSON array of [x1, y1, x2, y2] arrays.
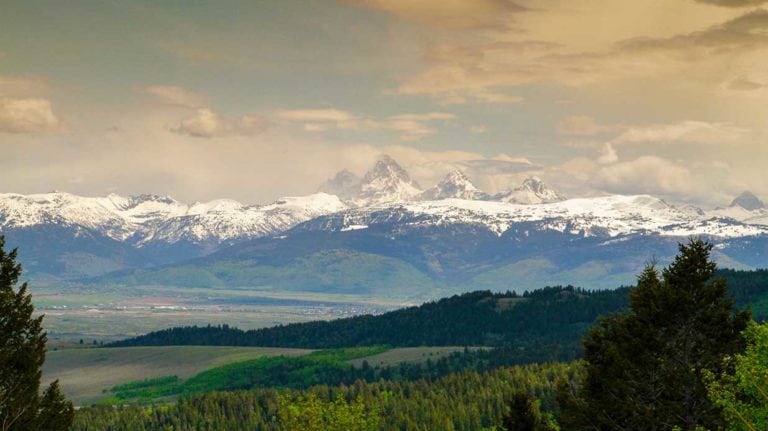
[[109, 269, 768, 357], [107, 346, 582, 404], [110, 286, 631, 357], [73, 361, 582, 431]]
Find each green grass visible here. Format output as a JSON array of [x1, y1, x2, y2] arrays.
[[42, 346, 312, 405], [106, 346, 390, 403], [348, 346, 485, 368]]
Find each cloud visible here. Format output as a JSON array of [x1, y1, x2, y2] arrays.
[[595, 156, 696, 196], [276, 108, 456, 141], [0, 75, 50, 97], [728, 76, 764, 90], [615, 121, 748, 145], [139, 85, 209, 108], [695, 0, 768, 7], [365, 1, 768, 107], [171, 108, 268, 138], [274, 109, 355, 122], [621, 9, 768, 53], [0, 97, 62, 134], [344, 0, 527, 29], [597, 143, 619, 164]]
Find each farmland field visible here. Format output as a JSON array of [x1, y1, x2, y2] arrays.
[[42, 346, 312, 404]]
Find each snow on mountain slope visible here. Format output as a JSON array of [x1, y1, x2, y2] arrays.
[[706, 191, 768, 226], [708, 206, 768, 226], [353, 155, 422, 206], [140, 193, 346, 245], [420, 170, 489, 200], [493, 176, 565, 204], [0, 191, 346, 246], [0, 192, 142, 240], [308, 194, 768, 239]]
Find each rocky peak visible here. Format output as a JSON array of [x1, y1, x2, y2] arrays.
[[494, 176, 565, 204], [421, 170, 488, 200], [731, 191, 765, 211], [354, 155, 422, 205]]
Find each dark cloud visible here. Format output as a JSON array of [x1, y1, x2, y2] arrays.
[[695, 0, 768, 7], [728, 77, 764, 90], [621, 9, 768, 52]]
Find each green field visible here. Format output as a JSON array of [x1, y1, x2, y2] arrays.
[[43, 345, 478, 405], [347, 346, 480, 367], [42, 346, 312, 404]]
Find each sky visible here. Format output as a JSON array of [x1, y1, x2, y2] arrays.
[[1, 0, 767, 207]]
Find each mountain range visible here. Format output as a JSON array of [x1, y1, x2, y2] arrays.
[[2, 155, 767, 297]]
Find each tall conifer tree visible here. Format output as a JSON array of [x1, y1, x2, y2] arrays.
[[0, 236, 73, 431], [562, 239, 750, 430]]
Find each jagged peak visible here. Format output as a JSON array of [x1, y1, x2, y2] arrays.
[[421, 169, 487, 200], [351, 155, 422, 205], [494, 176, 565, 204], [363, 155, 419, 186], [731, 191, 765, 211]]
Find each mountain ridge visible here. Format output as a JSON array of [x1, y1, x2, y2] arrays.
[[1, 155, 767, 284]]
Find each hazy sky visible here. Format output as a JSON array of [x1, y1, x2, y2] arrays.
[[1, 0, 767, 206]]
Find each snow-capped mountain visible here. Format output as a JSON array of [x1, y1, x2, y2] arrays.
[[351, 155, 422, 206], [2, 154, 767, 286], [139, 194, 346, 246], [421, 170, 489, 201], [112, 193, 768, 296], [302, 194, 767, 238], [0, 191, 346, 246], [707, 191, 768, 226], [320, 156, 422, 206], [731, 191, 765, 211], [493, 176, 565, 204]]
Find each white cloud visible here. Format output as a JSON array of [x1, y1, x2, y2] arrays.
[[615, 121, 748, 145], [0, 75, 50, 97], [0, 97, 62, 134], [139, 85, 209, 108], [171, 108, 268, 138], [274, 109, 356, 122], [276, 108, 456, 141], [171, 109, 224, 137], [597, 142, 619, 164]]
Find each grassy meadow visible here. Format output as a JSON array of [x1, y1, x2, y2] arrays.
[[42, 346, 312, 404]]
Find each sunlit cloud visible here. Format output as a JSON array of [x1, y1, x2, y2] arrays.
[[0, 97, 62, 134], [171, 108, 269, 138], [275, 108, 456, 141], [139, 85, 210, 108]]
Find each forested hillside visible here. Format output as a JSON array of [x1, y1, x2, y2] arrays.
[[111, 269, 768, 353], [73, 361, 581, 431], [109, 286, 629, 364]]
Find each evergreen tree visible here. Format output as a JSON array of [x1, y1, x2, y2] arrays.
[[502, 392, 557, 431], [0, 236, 73, 431], [563, 239, 750, 430]]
